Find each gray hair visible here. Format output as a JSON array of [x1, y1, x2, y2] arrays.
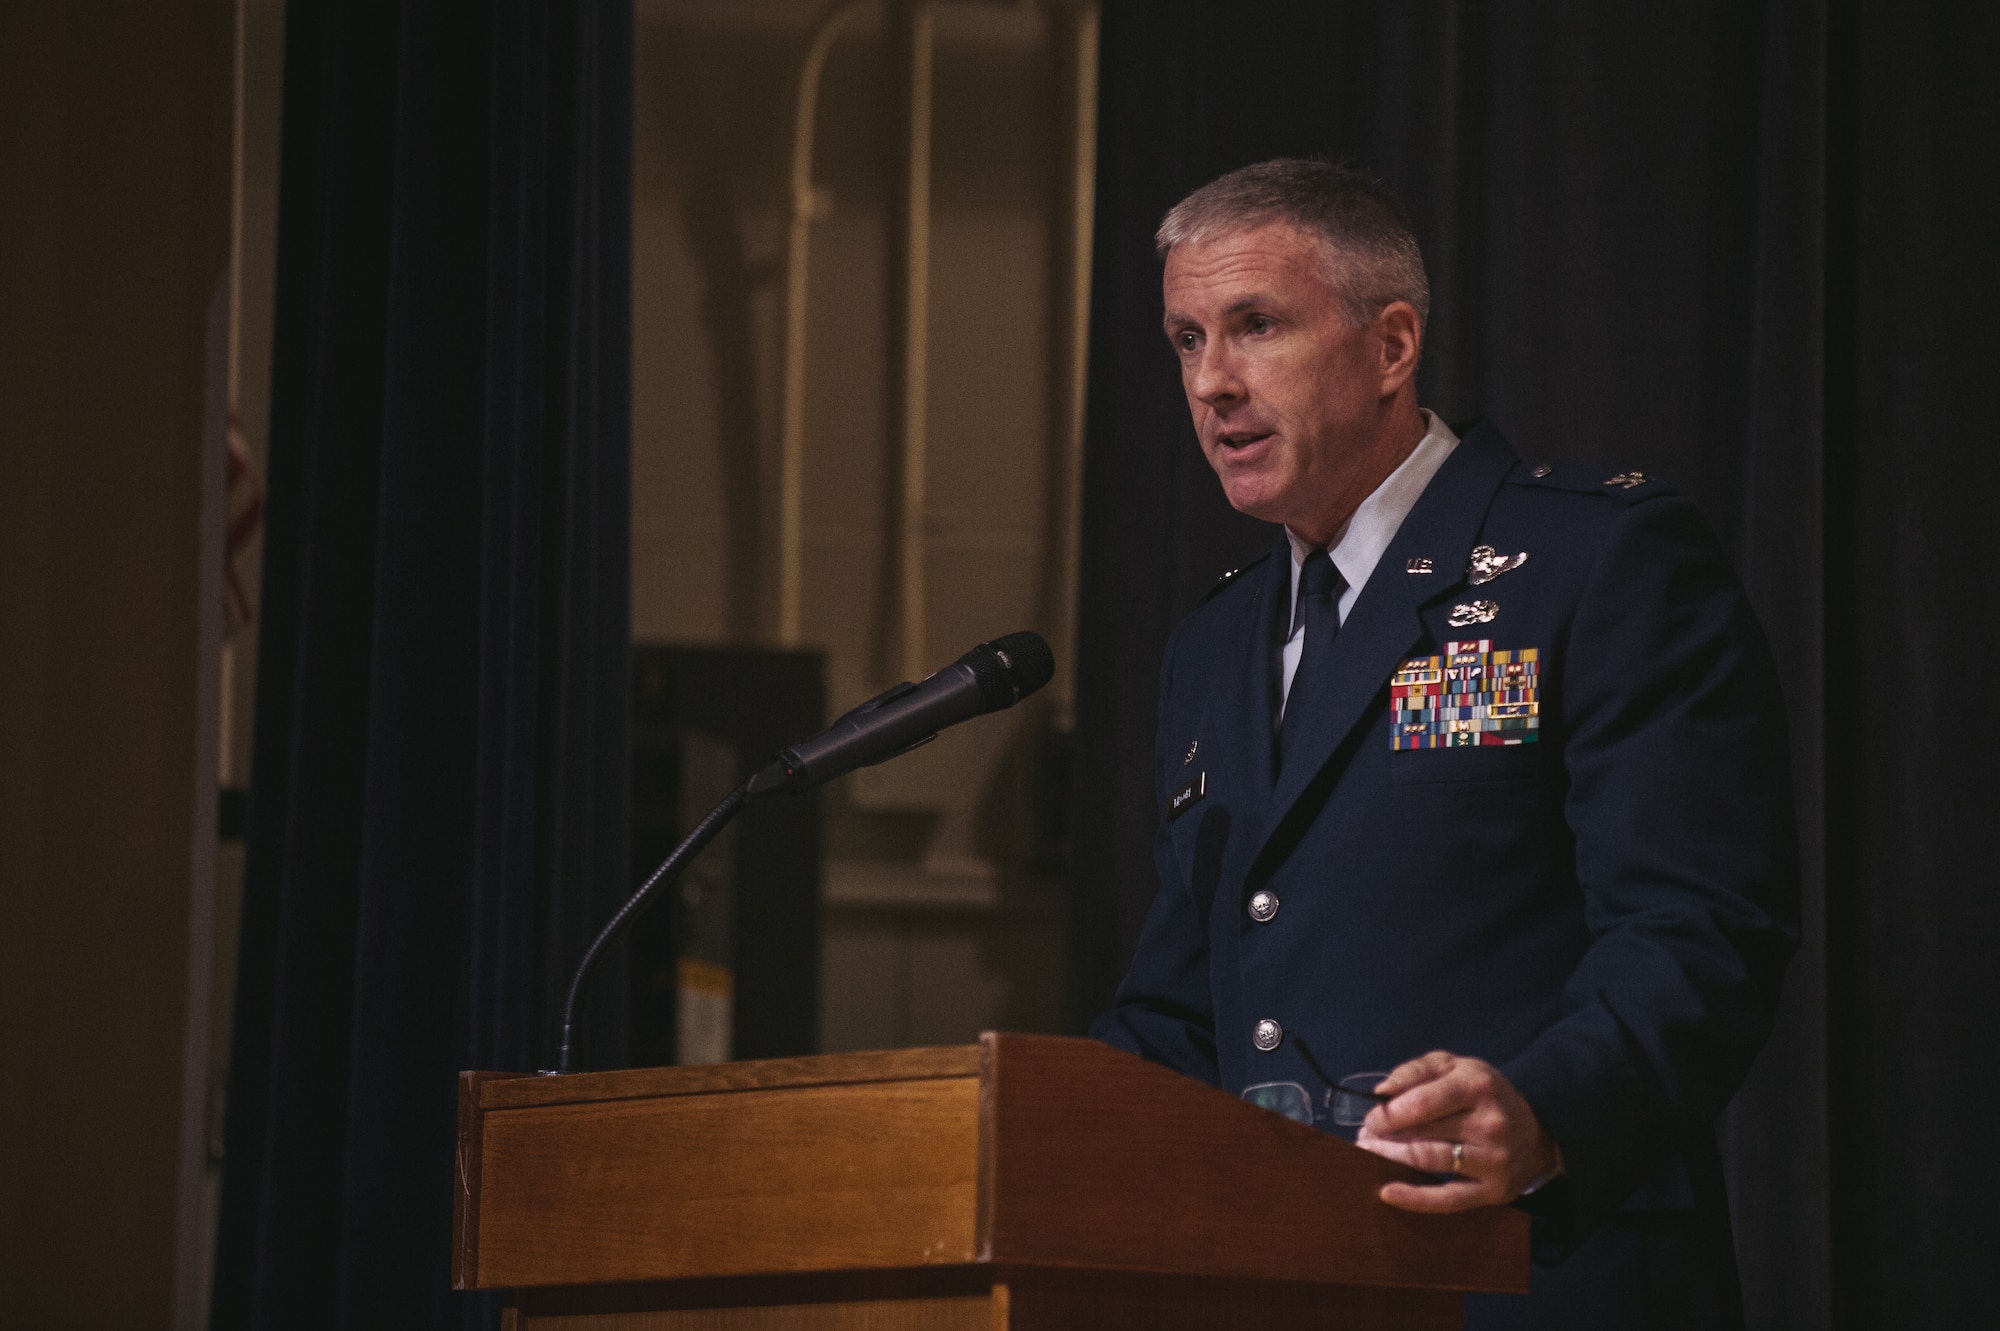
[[1156, 159, 1431, 327]]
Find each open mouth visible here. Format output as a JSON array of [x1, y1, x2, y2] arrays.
[[1217, 432, 1273, 454]]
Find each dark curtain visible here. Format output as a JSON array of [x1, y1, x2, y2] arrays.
[[1071, 2, 1999, 1327], [211, 3, 632, 1328]]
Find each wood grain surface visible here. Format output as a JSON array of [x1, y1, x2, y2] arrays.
[[509, 1295, 994, 1331], [457, 1071, 525, 1289], [472, 1074, 980, 1288], [477, 1046, 980, 1112], [976, 1033, 1528, 1294], [997, 1267, 1461, 1330], [505, 1267, 1458, 1330], [460, 1033, 1525, 1309]]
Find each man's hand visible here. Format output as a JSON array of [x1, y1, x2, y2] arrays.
[[1355, 1049, 1562, 1213]]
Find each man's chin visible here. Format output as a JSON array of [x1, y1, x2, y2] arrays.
[[1217, 479, 1289, 525]]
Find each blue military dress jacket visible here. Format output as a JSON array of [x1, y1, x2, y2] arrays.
[[1093, 421, 1799, 1328]]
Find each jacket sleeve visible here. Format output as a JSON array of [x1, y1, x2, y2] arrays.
[[1500, 493, 1801, 1247], [1087, 623, 1221, 1086]]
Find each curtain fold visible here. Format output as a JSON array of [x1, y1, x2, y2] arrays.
[[210, 3, 632, 1328], [1072, 2, 1999, 1325]]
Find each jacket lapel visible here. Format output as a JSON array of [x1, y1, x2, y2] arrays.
[[1205, 530, 1286, 818], [1184, 531, 1287, 898], [1261, 422, 1522, 843]]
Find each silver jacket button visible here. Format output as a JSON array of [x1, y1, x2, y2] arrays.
[[1248, 890, 1279, 923], [1253, 1018, 1283, 1051]]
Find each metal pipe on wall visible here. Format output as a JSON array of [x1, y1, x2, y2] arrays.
[[1041, 1, 1097, 715], [777, 0, 870, 648], [891, 0, 935, 685], [783, 0, 1092, 693]]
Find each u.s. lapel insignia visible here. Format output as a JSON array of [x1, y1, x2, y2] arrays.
[[1406, 557, 1435, 574], [1168, 771, 1207, 820], [1448, 600, 1499, 627], [1466, 544, 1529, 586], [1184, 738, 1198, 765]]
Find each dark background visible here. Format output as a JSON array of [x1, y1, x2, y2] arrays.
[[1070, 3, 1999, 1328], [212, 3, 633, 1328], [208, 1, 1999, 1328], [627, 646, 824, 1067]]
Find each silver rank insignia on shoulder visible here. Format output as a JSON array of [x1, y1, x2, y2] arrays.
[[1448, 599, 1500, 627], [1406, 557, 1435, 574], [1604, 471, 1648, 490], [1467, 544, 1529, 586]]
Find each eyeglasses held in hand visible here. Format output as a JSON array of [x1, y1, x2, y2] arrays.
[[1241, 1071, 1392, 1127]]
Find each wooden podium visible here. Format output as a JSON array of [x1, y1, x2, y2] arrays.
[[455, 1033, 1528, 1328]]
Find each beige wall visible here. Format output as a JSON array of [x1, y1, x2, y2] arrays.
[[633, 0, 1091, 1051], [0, 2, 233, 1326]]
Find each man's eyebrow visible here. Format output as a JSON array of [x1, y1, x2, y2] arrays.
[[1161, 295, 1275, 333]]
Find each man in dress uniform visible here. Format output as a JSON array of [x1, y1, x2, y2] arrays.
[[1091, 159, 1799, 1328]]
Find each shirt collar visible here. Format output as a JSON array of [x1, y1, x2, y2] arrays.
[[1285, 408, 1460, 595]]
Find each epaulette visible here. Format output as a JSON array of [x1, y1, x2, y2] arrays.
[[1506, 460, 1677, 506], [1199, 551, 1271, 604]]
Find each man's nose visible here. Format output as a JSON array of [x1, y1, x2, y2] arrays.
[[1188, 344, 1245, 407]]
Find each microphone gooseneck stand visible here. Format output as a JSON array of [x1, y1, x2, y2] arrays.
[[549, 630, 1056, 1074], [550, 782, 750, 1075]]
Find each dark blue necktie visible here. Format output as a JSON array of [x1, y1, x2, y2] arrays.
[[1279, 548, 1344, 770]]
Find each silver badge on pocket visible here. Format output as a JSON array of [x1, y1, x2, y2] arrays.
[[1467, 545, 1529, 586]]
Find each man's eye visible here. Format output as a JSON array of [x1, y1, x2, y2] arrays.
[[1247, 315, 1274, 335], [1176, 331, 1200, 351]]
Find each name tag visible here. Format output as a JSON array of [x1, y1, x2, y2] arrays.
[[1168, 772, 1207, 821]]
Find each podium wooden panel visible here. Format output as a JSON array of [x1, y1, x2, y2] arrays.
[[456, 1033, 1528, 1328]]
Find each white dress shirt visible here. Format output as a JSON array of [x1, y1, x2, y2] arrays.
[[1275, 410, 1459, 725]]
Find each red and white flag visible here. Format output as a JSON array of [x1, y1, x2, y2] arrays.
[[224, 412, 264, 635]]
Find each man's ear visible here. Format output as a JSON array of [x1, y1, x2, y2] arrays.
[[1377, 301, 1423, 393]]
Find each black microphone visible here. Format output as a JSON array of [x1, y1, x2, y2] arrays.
[[549, 629, 1055, 1072], [745, 630, 1055, 796]]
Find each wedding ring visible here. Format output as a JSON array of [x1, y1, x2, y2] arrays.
[[1450, 1141, 1465, 1173]]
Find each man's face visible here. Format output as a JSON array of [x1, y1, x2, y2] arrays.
[[1162, 223, 1390, 535]]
